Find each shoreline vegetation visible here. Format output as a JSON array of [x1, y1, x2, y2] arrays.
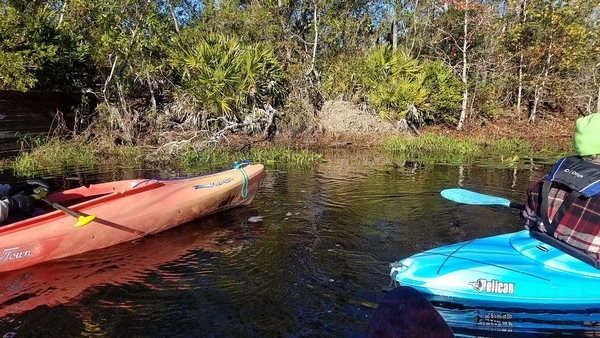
[[0, 1, 596, 179], [6, 133, 538, 177], [5, 99, 574, 177]]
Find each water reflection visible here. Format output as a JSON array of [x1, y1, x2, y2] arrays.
[[0, 207, 264, 337], [0, 149, 595, 337], [440, 306, 600, 337]]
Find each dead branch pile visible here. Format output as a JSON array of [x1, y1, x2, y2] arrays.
[[152, 97, 284, 157]]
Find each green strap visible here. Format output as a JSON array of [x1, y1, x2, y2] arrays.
[[234, 162, 249, 198]]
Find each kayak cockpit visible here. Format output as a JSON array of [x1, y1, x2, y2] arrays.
[[0, 179, 162, 231], [510, 230, 600, 275], [47, 179, 161, 205]]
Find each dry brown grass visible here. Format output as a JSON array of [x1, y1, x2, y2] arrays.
[[318, 101, 399, 134], [273, 100, 405, 148]]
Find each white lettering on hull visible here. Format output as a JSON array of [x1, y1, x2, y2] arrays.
[[469, 278, 515, 294], [0, 247, 32, 262], [194, 177, 234, 189]]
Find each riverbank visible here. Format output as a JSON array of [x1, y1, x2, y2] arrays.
[[278, 100, 575, 153], [4, 100, 577, 177], [423, 112, 575, 153]]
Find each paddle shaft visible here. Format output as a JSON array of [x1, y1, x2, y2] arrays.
[[509, 201, 525, 210], [30, 186, 95, 227], [40, 197, 84, 218]]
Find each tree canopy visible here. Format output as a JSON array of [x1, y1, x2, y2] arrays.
[[1, 0, 598, 141]]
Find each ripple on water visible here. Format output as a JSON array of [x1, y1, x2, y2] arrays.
[[0, 149, 579, 337]]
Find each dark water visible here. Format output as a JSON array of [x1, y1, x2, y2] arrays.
[[0, 149, 590, 337]]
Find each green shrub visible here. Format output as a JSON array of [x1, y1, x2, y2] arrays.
[[421, 60, 463, 125], [168, 30, 286, 119], [361, 46, 427, 120]]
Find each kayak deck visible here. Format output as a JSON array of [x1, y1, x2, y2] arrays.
[[392, 230, 600, 311]]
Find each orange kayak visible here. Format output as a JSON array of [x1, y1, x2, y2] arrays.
[[0, 164, 264, 273], [0, 212, 264, 317]]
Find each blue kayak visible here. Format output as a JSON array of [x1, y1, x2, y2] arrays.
[[391, 230, 600, 333], [391, 229, 600, 311]]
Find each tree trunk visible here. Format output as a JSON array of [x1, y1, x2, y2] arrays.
[[308, 0, 319, 78], [595, 62, 600, 113], [58, 0, 68, 26], [529, 42, 553, 124], [530, 84, 539, 124], [597, 83, 600, 113], [392, 20, 398, 51], [516, 0, 527, 118], [147, 71, 156, 112], [517, 54, 524, 117], [408, 0, 419, 55], [167, 1, 180, 34], [391, 0, 398, 51], [457, 0, 469, 131], [311, 0, 318, 71]]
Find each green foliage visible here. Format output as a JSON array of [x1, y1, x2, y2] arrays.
[[13, 138, 97, 176], [474, 84, 505, 121], [385, 133, 479, 156], [0, 0, 598, 148], [246, 148, 323, 169], [168, 30, 286, 117], [0, 2, 92, 91], [0, 3, 54, 90], [384, 133, 532, 159], [314, 1, 382, 59], [420, 60, 463, 125], [197, 1, 281, 47], [321, 54, 364, 101], [11, 137, 142, 177], [502, 0, 598, 111], [361, 46, 427, 120], [11, 152, 39, 177], [57, 0, 173, 101], [494, 138, 531, 154], [323, 47, 462, 126], [179, 147, 323, 171]]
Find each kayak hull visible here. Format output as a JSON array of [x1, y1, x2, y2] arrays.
[[0, 164, 263, 273], [391, 230, 600, 333], [392, 230, 600, 311]]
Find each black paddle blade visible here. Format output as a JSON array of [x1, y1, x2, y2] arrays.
[[366, 286, 454, 338]]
